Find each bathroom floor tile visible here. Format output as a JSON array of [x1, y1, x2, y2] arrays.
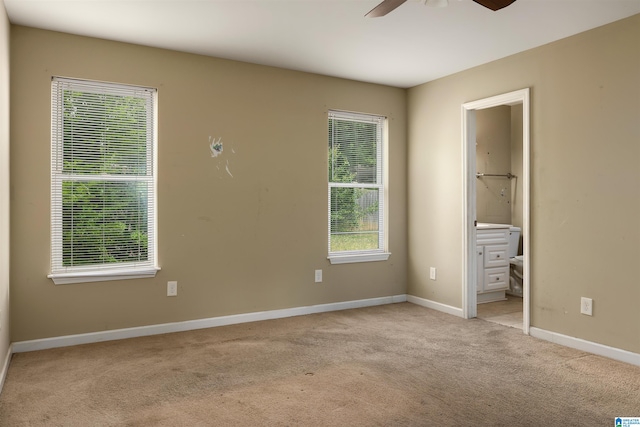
[[477, 296, 523, 329]]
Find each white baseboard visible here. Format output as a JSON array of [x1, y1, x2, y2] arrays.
[[406, 294, 464, 318], [530, 327, 640, 367], [11, 295, 638, 370], [12, 294, 408, 353], [0, 343, 12, 394]]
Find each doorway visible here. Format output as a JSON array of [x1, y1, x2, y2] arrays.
[[461, 88, 530, 334]]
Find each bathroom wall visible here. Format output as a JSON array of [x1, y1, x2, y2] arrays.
[[407, 14, 640, 353], [476, 104, 524, 254], [475, 106, 511, 225], [10, 26, 408, 342]]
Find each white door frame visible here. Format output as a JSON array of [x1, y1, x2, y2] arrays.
[[461, 88, 530, 334]]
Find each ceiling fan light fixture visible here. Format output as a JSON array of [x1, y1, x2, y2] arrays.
[[425, 0, 448, 7], [366, 0, 515, 17]]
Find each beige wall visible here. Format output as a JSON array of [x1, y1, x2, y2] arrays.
[[408, 14, 640, 352], [10, 26, 407, 342], [7, 14, 639, 355], [0, 0, 10, 376], [475, 106, 512, 225]]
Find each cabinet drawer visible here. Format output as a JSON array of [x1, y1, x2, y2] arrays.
[[484, 267, 509, 292], [484, 245, 509, 268], [477, 228, 509, 245]]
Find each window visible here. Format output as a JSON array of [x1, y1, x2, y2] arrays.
[[49, 77, 159, 284], [328, 110, 390, 264]]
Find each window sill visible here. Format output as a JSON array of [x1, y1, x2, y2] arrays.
[[48, 267, 161, 285], [328, 252, 391, 265]]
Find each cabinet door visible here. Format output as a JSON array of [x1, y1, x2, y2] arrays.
[[484, 266, 509, 292], [477, 246, 484, 293], [484, 245, 509, 268]]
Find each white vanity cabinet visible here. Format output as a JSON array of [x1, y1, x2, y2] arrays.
[[476, 224, 510, 303]]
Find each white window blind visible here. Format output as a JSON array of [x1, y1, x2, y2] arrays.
[[328, 110, 387, 260], [50, 77, 158, 283]]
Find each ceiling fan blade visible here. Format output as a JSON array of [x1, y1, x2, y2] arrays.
[[365, 0, 408, 18], [472, 0, 516, 11]]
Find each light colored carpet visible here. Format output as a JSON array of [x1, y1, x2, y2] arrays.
[[0, 302, 638, 426]]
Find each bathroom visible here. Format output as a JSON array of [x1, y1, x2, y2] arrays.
[[475, 104, 524, 328]]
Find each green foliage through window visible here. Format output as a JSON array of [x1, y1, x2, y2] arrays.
[[61, 180, 149, 266]]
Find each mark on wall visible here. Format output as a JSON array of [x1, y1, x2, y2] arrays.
[[209, 136, 223, 157], [209, 135, 236, 178]]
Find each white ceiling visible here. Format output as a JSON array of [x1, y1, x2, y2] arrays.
[[4, 0, 640, 88]]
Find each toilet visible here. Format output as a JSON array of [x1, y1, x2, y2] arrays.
[[508, 226, 523, 297]]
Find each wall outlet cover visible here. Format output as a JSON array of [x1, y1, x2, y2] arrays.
[[167, 281, 178, 297], [580, 297, 593, 316]]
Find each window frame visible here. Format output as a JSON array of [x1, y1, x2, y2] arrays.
[[327, 110, 390, 265], [48, 77, 160, 285]]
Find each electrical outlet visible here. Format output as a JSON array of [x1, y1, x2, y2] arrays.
[[429, 267, 437, 281], [315, 269, 322, 283], [167, 281, 178, 297], [580, 297, 593, 316]]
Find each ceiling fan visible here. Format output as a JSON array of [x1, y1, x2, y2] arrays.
[[366, 0, 516, 17]]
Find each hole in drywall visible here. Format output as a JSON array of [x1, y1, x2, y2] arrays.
[[209, 135, 236, 178]]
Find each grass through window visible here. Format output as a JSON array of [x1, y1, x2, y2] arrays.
[[330, 233, 378, 252]]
